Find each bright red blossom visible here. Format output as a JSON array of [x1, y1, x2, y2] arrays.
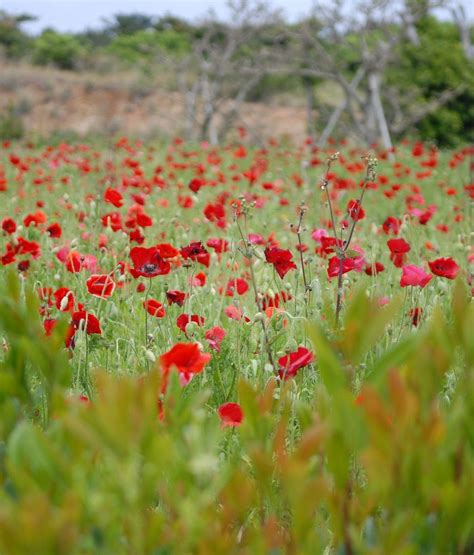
[[176, 313, 205, 333], [166, 290, 186, 306], [144, 299, 166, 317], [428, 257, 460, 280], [129, 246, 171, 278], [218, 402, 244, 427], [347, 199, 365, 221], [86, 274, 116, 298], [71, 311, 102, 334], [278, 347, 314, 380], [104, 187, 124, 207], [400, 265, 433, 288], [2, 218, 16, 234], [205, 326, 226, 352], [264, 247, 297, 279], [160, 342, 211, 377]]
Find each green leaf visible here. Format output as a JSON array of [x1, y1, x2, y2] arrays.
[[307, 323, 346, 394]]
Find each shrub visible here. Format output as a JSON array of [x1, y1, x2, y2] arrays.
[[0, 103, 24, 140], [33, 29, 82, 70]]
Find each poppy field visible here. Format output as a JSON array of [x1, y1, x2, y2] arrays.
[[0, 137, 473, 554]]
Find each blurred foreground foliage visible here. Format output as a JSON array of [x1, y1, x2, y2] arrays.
[[0, 274, 472, 554]]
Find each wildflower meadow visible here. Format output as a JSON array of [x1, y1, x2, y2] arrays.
[[0, 135, 472, 553]]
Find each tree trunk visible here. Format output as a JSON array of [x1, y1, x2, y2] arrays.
[[368, 71, 393, 152]]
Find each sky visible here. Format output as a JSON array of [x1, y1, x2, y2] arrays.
[[1, 0, 473, 34]]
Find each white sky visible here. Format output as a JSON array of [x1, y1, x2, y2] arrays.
[[1, 0, 473, 34]]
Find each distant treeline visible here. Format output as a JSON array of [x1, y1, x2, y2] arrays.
[[0, 2, 473, 146]]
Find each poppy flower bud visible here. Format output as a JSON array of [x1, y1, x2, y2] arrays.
[[264, 363, 274, 373], [144, 349, 156, 362], [118, 274, 126, 283], [185, 321, 199, 335], [54, 273, 61, 281], [266, 288, 275, 299], [109, 303, 119, 318], [254, 312, 265, 322], [60, 294, 71, 312], [284, 338, 298, 353]]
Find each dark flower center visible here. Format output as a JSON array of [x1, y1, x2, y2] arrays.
[[142, 263, 157, 274]]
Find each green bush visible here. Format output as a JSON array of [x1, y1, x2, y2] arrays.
[[33, 30, 82, 70], [107, 29, 190, 65], [0, 10, 34, 59], [0, 104, 24, 140], [388, 17, 474, 146]]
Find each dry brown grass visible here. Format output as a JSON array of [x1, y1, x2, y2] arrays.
[[0, 62, 310, 142]]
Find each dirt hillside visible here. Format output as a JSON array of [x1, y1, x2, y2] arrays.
[[0, 62, 310, 143]]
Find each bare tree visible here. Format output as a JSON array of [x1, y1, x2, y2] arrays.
[[451, 3, 474, 60], [285, 0, 457, 149], [158, 0, 285, 143]]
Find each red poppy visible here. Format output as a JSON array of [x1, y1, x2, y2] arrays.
[[261, 291, 292, 310], [65, 252, 83, 273], [278, 346, 314, 380], [71, 311, 102, 334], [319, 236, 344, 256], [129, 246, 171, 278], [176, 313, 205, 333], [189, 178, 205, 193], [144, 299, 166, 318], [218, 402, 244, 427], [327, 256, 356, 278], [156, 243, 180, 259], [248, 233, 265, 245], [264, 247, 297, 279], [44, 318, 57, 336], [191, 272, 207, 287], [1, 217, 16, 234], [166, 290, 186, 306], [23, 211, 47, 228], [204, 202, 226, 227], [104, 187, 124, 207], [180, 242, 210, 267], [160, 342, 211, 375], [400, 265, 433, 288], [46, 223, 62, 238], [224, 305, 245, 321], [86, 274, 116, 298], [387, 238, 411, 268], [17, 260, 30, 272], [387, 238, 411, 254], [225, 278, 249, 296], [364, 262, 385, 276], [16, 237, 41, 259], [54, 287, 75, 312], [102, 212, 123, 232], [205, 326, 226, 352], [382, 216, 401, 235], [347, 199, 365, 221], [409, 307, 423, 327], [428, 257, 460, 280], [207, 238, 229, 253], [136, 212, 153, 228]]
